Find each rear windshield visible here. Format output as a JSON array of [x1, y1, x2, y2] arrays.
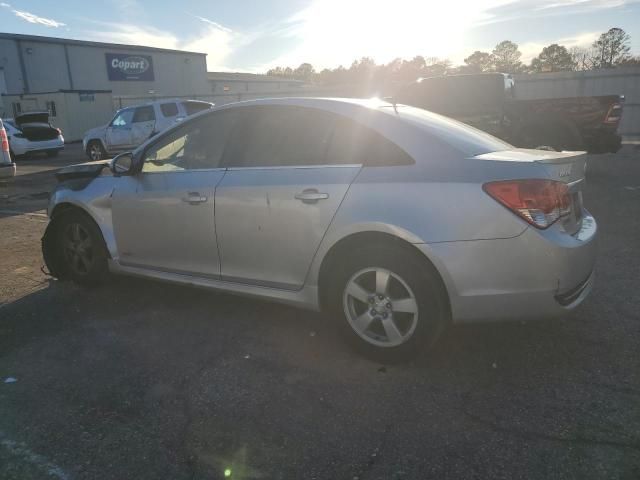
[[391, 105, 512, 156]]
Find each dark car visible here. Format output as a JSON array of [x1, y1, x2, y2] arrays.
[[396, 73, 623, 153]]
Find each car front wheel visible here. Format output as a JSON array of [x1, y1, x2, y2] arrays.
[[329, 244, 448, 361], [56, 210, 109, 285], [87, 140, 106, 161]]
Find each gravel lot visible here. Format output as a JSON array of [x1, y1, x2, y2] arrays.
[[1, 144, 639, 480]]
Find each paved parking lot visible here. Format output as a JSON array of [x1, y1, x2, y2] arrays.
[[1, 145, 639, 479]]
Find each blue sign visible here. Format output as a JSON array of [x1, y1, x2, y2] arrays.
[[105, 53, 154, 81]]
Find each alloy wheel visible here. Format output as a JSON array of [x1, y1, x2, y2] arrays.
[[89, 144, 102, 160], [343, 267, 419, 347], [62, 223, 94, 276]]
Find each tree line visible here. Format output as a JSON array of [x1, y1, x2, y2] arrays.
[[266, 28, 639, 87]]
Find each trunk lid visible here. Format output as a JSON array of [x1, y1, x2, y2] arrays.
[[15, 111, 51, 127], [14, 111, 60, 141], [476, 148, 587, 234]]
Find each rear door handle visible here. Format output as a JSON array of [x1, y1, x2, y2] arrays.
[[295, 189, 329, 204], [182, 192, 208, 205]]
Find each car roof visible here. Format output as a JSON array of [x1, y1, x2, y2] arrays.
[[213, 97, 511, 155]]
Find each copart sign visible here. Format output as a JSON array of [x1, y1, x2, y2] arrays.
[[105, 53, 154, 81]]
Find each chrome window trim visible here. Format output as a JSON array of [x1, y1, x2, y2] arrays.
[[225, 164, 362, 171]]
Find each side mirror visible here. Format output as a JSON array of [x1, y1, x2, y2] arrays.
[[110, 152, 134, 175]]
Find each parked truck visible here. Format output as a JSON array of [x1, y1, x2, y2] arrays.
[[396, 73, 623, 153]]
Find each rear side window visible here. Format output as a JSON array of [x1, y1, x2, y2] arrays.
[[225, 106, 334, 168], [182, 101, 212, 116], [160, 102, 178, 117], [133, 105, 155, 123], [328, 118, 415, 167]]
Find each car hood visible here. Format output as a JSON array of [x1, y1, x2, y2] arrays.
[[15, 111, 50, 127], [55, 160, 111, 182], [84, 125, 107, 139]]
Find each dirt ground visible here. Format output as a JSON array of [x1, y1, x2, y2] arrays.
[[0, 144, 639, 479]]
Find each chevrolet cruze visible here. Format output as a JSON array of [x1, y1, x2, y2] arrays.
[[43, 98, 597, 359]]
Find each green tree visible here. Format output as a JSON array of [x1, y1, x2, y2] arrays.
[[592, 27, 631, 68], [492, 40, 523, 73], [463, 50, 493, 73], [294, 62, 315, 82], [530, 44, 576, 72]]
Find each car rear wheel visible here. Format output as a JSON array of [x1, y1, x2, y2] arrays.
[[328, 244, 448, 361], [87, 140, 106, 161], [56, 210, 109, 285]]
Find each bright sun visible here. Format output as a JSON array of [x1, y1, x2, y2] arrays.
[[276, 0, 508, 69]]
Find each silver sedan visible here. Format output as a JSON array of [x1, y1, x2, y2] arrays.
[[44, 98, 597, 360]]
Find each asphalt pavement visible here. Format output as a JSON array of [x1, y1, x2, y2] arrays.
[[0, 145, 639, 480]]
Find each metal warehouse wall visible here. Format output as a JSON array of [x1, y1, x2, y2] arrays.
[[0, 36, 210, 97], [514, 67, 640, 138]]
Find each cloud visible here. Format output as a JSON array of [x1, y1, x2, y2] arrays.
[[518, 32, 600, 61], [0, 3, 66, 27], [82, 18, 242, 71]]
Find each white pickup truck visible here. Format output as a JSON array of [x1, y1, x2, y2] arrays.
[[82, 99, 213, 160]]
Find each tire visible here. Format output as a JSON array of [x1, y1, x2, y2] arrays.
[[327, 244, 449, 362], [46, 150, 59, 158], [86, 140, 106, 161], [55, 210, 109, 285]]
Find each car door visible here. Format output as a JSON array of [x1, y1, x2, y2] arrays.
[[130, 105, 156, 147], [215, 105, 362, 290], [106, 108, 134, 151], [111, 109, 241, 276]]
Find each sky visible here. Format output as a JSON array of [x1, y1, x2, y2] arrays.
[[1, 0, 639, 72]]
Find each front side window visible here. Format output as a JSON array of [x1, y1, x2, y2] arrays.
[[141, 111, 239, 173], [111, 109, 134, 127], [133, 105, 155, 123], [225, 106, 335, 168]]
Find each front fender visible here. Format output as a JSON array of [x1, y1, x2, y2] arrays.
[[48, 178, 118, 259]]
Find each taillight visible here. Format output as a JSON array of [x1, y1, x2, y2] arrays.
[[604, 103, 623, 125], [56, 127, 62, 135], [483, 179, 571, 229], [0, 127, 9, 153]]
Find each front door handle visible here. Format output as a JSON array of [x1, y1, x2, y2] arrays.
[[295, 189, 329, 204], [182, 192, 208, 205]]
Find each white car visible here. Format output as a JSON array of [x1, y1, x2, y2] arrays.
[[82, 99, 213, 160], [0, 119, 16, 178], [3, 112, 64, 158]]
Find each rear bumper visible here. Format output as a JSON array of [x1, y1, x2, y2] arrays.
[[419, 211, 597, 323], [11, 137, 64, 155], [0, 162, 16, 178]]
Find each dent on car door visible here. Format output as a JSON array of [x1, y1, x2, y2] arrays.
[[130, 105, 156, 146], [215, 106, 361, 290], [111, 110, 240, 276]]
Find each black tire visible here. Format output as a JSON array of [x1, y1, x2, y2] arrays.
[[46, 150, 59, 158], [55, 210, 109, 285], [86, 140, 106, 161], [327, 244, 449, 362]]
